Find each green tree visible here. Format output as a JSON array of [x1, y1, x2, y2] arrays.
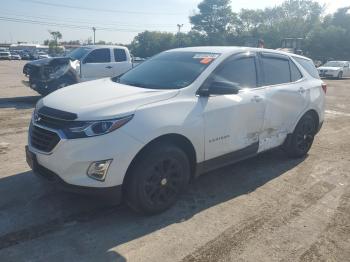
[[129, 31, 176, 57], [49, 31, 62, 46], [126, 0, 350, 60], [305, 6, 350, 60], [47, 31, 63, 55], [190, 0, 236, 44], [332, 7, 350, 31]]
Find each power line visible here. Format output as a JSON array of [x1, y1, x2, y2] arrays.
[[0, 16, 149, 32], [20, 0, 183, 16], [0, 10, 178, 29]]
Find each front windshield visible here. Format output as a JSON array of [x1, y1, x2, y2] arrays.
[[323, 61, 345, 67], [66, 47, 92, 60], [114, 51, 220, 89]]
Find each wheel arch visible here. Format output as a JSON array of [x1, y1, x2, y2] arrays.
[[122, 133, 197, 189], [291, 109, 320, 134], [284, 109, 320, 151]]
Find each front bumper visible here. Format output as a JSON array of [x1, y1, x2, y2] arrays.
[[27, 126, 145, 190], [26, 145, 122, 199], [28, 78, 66, 95], [318, 71, 339, 78]]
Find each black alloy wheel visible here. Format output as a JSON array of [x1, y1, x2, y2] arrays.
[[284, 113, 317, 158], [144, 157, 184, 207], [126, 143, 190, 214], [294, 119, 315, 154]]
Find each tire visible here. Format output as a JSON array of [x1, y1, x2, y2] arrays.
[[284, 113, 317, 158], [125, 143, 190, 215], [337, 71, 343, 79]]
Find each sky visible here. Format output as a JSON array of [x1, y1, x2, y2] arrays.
[[0, 0, 349, 44]]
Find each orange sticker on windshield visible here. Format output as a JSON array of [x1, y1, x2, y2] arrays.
[[200, 57, 214, 64]]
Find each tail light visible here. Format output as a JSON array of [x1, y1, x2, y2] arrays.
[[321, 83, 327, 94]]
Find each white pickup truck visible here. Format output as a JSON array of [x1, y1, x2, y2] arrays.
[[23, 45, 132, 95]]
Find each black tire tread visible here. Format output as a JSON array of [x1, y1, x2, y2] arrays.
[[125, 143, 190, 215], [284, 113, 317, 158]]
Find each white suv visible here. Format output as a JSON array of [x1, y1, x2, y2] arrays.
[[26, 47, 326, 214]]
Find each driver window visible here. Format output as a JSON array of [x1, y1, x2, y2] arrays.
[[212, 57, 257, 88], [84, 48, 111, 63]]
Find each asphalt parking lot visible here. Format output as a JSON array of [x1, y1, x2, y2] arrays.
[[0, 60, 349, 262]]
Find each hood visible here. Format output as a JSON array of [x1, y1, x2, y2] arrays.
[[27, 57, 72, 67], [318, 66, 342, 71], [42, 78, 179, 120]]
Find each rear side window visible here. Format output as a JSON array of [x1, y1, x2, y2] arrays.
[[212, 57, 257, 88], [262, 57, 290, 85], [114, 48, 127, 62], [290, 60, 303, 81], [293, 57, 320, 79], [84, 48, 111, 63]]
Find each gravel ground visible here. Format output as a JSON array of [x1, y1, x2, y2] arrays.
[[0, 60, 349, 262]]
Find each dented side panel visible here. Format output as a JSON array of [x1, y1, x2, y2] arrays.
[[259, 81, 308, 152], [202, 88, 266, 161]]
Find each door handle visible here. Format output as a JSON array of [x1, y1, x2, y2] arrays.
[[105, 66, 113, 69], [298, 87, 306, 94], [251, 95, 263, 103]]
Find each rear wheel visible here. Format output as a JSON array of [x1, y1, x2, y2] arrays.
[[125, 143, 190, 215], [284, 113, 317, 158]]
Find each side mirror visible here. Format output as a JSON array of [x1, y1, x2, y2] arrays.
[[199, 81, 240, 96]]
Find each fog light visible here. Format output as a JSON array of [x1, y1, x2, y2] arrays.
[[87, 159, 112, 181]]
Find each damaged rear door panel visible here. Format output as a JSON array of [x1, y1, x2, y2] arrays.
[[258, 52, 308, 152]]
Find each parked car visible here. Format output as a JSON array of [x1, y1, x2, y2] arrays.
[[33, 51, 49, 60], [20, 51, 32, 60], [23, 45, 132, 95], [318, 61, 350, 79], [38, 53, 51, 59], [0, 52, 11, 60], [10, 52, 22, 60], [132, 56, 146, 67], [26, 47, 325, 214]]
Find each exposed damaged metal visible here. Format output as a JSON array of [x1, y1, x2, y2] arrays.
[[23, 57, 80, 96]]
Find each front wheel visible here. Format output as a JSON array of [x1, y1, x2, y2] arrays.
[[337, 71, 343, 79], [284, 113, 317, 158], [125, 144, 190, 215]]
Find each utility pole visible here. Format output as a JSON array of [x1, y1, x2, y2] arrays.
[[177, 24, 184, 33], [92, 27, 96, 44], [177, 24, 184, 47]]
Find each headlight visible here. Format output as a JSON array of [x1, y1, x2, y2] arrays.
[[64, 115, 133, 138], [49, 65, 69, 79]]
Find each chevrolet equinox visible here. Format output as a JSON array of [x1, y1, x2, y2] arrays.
[[26, 47, 326, 214]]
